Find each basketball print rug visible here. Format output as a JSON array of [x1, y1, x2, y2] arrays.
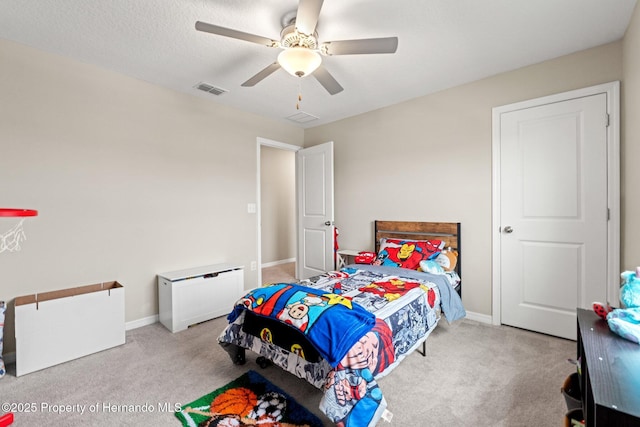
[[175, 370, 323, 427]]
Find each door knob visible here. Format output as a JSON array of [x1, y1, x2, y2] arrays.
[[324, 221, 334, 226], [503, 226, 513, 233]]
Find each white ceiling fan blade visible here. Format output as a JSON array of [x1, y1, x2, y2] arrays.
[[241, 62, 282, 87], [195, 21, 279, 47], [321, 37, 398, 55], [312, 65, 343, 95], [295, 0, 324, 35]]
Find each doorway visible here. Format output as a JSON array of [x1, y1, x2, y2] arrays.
[[257, 138, 299, 287], [491, 82, 620, 340]]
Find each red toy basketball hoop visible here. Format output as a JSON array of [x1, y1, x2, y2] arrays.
[[0, 208, 38, 217], [1, 208, 38, 253], [0, 412, 14, 426]]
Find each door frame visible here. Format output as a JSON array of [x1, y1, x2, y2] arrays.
[[491, 81, 620, 326], [256, 137, 301, 289]]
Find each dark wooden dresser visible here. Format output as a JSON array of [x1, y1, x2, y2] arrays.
[[576, 308, 640, 426]]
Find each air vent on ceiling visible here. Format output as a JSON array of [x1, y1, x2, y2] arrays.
[[194, 82, 228, 96], [286, 111, 319, 124]]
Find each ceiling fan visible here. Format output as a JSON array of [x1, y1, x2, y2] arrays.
[[195, 0, 398, 95]]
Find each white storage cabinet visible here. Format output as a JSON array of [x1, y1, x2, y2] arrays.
[[158, 263, 244, 333], [15, 282, 125, 376]]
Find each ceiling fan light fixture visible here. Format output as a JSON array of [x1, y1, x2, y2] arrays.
[[277, 47, 321, 77]]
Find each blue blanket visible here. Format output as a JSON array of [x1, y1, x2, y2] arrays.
[[228, 283, 376, 367]]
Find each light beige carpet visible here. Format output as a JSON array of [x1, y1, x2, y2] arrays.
[[262, 261, 296, 285], [0, 313, 575, 426]]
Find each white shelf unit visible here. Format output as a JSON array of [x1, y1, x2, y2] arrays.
[[336, 249, 362, 269], [158, 263, 244, 333]]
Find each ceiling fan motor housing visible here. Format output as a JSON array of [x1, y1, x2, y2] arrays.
[[280, 23, 318, 49]]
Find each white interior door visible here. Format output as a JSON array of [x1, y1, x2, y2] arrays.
[[296, 141, 334, 279], [498, 93, 610, 340]]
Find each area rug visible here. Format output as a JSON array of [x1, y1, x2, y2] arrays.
[[175, 370, 324, 427]]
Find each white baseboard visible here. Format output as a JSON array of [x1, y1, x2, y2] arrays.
[[464, 310, 493, 324], [262, 258, 295, 268], [125, 314, 159, 331]]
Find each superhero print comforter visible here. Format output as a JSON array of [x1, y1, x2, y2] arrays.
[[218, 264, 465, 427]]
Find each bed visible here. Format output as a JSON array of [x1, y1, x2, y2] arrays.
[[218, 221, 465, 426]]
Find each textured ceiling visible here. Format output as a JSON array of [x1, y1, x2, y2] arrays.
[[1, 0, 637, 128]]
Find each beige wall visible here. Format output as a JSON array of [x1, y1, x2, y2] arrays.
[[305, 41, 623, 317], [623, 2, 640, 271], [260, 146, 296, 264], [2, 13, 638, 354], [0, 39, 303, 353]]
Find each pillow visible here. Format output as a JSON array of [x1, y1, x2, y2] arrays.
[[435, 249, 458, 272], [375, 238, 445, 270], [354, 251, 377, 264], [419, 259, 445, 275]]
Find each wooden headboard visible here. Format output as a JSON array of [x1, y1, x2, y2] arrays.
[[374, 220, 461, 292]]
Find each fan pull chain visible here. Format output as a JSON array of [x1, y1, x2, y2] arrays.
[[296, 82, 302, 110]]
